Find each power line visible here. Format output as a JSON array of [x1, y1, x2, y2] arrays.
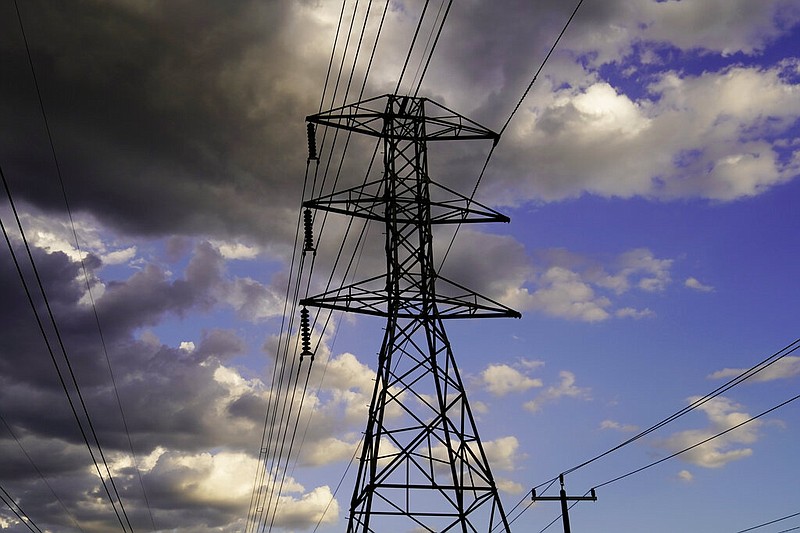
[[410, 0, 453, 97], [533, 337, 800, 492], [735, 512, 800, 533], [1, 164, 133, 532], [499, 0, 585, 137], [247, 1, 399, 528], [0, 412, 85, 532], [0, 484, 43, 533], [495, 338, 800, 527], [394, 0, 431, 94], [11, 1, 155, 528], [247, 1, 372, 526], [317, 0, 350, 114], [438, 0, 585, 270], [592, 391, 800, 491]]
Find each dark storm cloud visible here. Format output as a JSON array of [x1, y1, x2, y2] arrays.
[[0, 0, 320, 242], [0, 240, 272, 530], [0, 239, 253, 442], [0, 0, 629, 249]]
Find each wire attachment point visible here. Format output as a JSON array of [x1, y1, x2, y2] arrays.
[[300, 307, 314, 360], [302, 208, 316, 254], [307, 123, 318, 160]]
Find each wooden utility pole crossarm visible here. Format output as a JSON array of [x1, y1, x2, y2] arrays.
[[531, 475, 598, 533]]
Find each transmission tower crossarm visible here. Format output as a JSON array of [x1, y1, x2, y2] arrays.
[[300, 273, 520, 319], [304, 179, 510, 225], [307, 94, 500, 143]]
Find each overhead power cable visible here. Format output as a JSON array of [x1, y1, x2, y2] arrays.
[[411, 0, 453, 97], [247, 2, 390, 527], [735, 512, 800, 533], [533, 389, 800, 531], [438, 0, 585, 270], [0, 413, 84, 531], [394, 0, 431, 94], [496, 337, 800, 528], [593, 390, 800, 490], [499, 0, 585, 137], [247, 0, 362, 523], [317, 0, 350, 114], [1, 164, 133, 533], [250, 1, 369, 514], [12, 1, 155, 529], [532, 337, 800, 493], [0, 484, 43, 533]]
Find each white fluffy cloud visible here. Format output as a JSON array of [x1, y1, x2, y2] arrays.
[[481, 436, 523, 472], [708, 356, 800, 382], [524, 371, 591, 413], [657, 396, 762, 468], [685, 277, 714, 292], [526, 266, 612, 322], [489, 58, 800, 205], [481, 363, 543, 396], [600, 419, 639, 433], [511, 248, 672, 322]]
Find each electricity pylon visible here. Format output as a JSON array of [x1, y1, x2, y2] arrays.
[[302, 94, 519, 532]]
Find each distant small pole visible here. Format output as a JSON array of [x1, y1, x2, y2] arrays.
[[531, 474, 597, 533]]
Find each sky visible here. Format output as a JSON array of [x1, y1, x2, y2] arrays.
[[1, 0, 799, 532]]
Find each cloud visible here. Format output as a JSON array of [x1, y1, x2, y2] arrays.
[[685, 277, 715, 292], [527, 266, 612, 322], [632, 0, 800, 57], [440, 232, 668, 323], [615, 307, 655, 319], [268, 485, 339, 530], [524, 371, 591, 413], [179, 341, 196, 352], [0, 239, 353, 531], [677, 470, 694, 483], [708, 356, 800, 382], [300, 437, 359, 467], [656, 396, 762, 468], [482, 436, 523, 472], [2, 0, 317, 244], [481, 364, 543, 396], [509, 247, 672, 322], [600, 419, 639, 432], [489, 61, 800, 204], [495, 478, 526, 495]]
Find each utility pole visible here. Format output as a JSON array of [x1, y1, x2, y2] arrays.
[[531, 475, 597, 533], [302, 94, 519, 532]]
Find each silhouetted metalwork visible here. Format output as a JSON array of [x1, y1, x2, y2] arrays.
[[531, 475, 597, 533], [302, 94, 517, 532], [307, 122, 318, 160], [299, 307, 314, 359], [302, 208, 316, 254]]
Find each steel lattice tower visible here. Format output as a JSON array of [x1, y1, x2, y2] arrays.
[[303, 94, 519, 532]]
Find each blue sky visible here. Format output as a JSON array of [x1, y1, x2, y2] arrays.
[[1, 1, 799, 532]]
